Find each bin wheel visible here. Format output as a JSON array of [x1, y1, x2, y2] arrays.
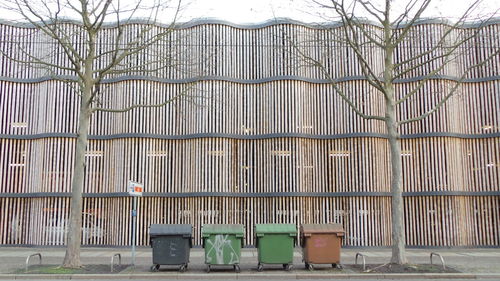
[[334, 263, 343, 269], [234, 264, 241, 273], [307, 263, 314, 271], [304, 262, 309, 269], [150, 264, 160, 272], [285, 264, 293, 271], [282, 264, 287, 269], [257, 263, 264, 272], [179, 264, 187, 272], [206, 265, 211, 273]]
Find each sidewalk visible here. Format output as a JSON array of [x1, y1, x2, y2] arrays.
[[1, 247, 499, 279]]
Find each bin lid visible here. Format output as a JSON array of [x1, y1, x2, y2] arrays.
[[255, 224, 297, 236], [300, 223, 345, 235], [149, 224, 192, 236], [201, 224, 245, 237]]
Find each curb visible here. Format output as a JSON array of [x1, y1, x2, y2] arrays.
[[2, 273, 500, 279]]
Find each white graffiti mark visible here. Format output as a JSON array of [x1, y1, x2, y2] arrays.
[[169, 241, 177, 257], [206, 234, 239, 264]]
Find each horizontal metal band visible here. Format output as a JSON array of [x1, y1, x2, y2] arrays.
[[343, 245, 500, 249], [1, 244, 499, 249], [1, 191, 499, 198], [1, 17, 499, 30], [1, 132, 499, 141], [399, 132, 500, 139], [1, 74, 500, 84]]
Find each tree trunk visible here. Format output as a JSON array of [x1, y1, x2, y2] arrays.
[[62, 90, 91, 268], [381, 4, 407, 263], [62, 23, 96, 267], [386, 102, 407, 265]]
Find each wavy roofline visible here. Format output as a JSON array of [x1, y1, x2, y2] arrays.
[[1, 74, 499, 84], [1, 16, 500, 29]]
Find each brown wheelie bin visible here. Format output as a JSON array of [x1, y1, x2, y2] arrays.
[[300, 224, 344, 270]]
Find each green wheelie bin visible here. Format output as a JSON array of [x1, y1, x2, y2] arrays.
[[255, 223, 297, 271], [202, 224, 245, 273]]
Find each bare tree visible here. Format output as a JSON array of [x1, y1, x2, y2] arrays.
[[289, 0, 499, 264], [0, 0, 194, 268]]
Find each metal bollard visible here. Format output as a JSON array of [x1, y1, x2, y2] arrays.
[[355, 253, 367, 271], [430, 252, 446, 270], [111, 253, 122, 272], [25, 253, 42, 273]]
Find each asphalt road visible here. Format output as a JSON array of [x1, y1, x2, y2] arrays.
[[10, 278, 494, 281]]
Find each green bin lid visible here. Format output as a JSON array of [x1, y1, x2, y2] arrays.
[[149, 224, 192, 237], [255, 224, 297, 236], [201, 224, 245, 237]]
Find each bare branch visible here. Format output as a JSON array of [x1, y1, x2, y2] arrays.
[[319, 2, 387, 93], [334, 2, 385, 47], [92, 82, 194, 113], [0, 43, 78, 73], [335, 19, 385, 92], [91, 0, 113, 29], [390, 0, 421, 29], [396, 15, 499, 104], [398, 45, 500, 125], [5, 0, 84, 74], [393, 25, 462, 75], [393, 0, 482, 49], [393, 3, 484, 75], [287, 34, 386, 121], [358, 0, 385, 23], [94, 1, 181, 83]]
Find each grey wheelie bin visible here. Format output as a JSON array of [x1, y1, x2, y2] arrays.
[[202, 224, 245, 273], [149, 224, 192, 272]]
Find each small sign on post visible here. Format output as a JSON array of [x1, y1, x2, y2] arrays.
[[128, 180, 143, 266], [128, 181, 143, 197]]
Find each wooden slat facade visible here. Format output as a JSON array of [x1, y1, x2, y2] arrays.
[[0, 19, 498, 247]]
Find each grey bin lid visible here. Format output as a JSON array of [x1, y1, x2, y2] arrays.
[[149, 224, 192, 237]]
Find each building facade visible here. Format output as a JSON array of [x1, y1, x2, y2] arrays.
[[0, 19, 499, 247]]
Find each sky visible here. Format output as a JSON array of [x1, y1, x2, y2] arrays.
[[181, 0, 500, 24], [1, 0, 498, 24]]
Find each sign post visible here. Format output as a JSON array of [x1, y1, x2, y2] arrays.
[[128, 180, 143, 266]]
